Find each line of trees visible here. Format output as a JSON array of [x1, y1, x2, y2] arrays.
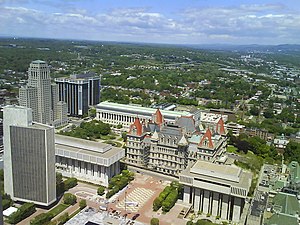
[[228, 132, 281, 163], [153, 181, 182, 213], [106, 170, 134, 199], [56, 173, 78, 196], [7, 202, 36, 224]]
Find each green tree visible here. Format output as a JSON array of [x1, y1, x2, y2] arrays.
[[8, 203, 36, 224], [249, 106, 259, 116], [57, 212, 69, 225], [56, 172, 64, 196], [79, 199, 87, 209], [97, 186, 105, 196], [263, 109, 274, 118], [284, 141, 300, 163], [162, 189, 178, 212], [64, 178, 78, 190], [153, 197, 162, 211], [30, 213, 53, 225], [63, 193, 77, 205], [150, 218, 159, 225]]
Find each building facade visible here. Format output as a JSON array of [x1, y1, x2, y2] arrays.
[[126, 109, 228, 176], [55, 135, 125, 187], [96, 101, 194, 128], [180, 161, 252, 223], [3, 105, 56, 206], [19, 60, 67, 126], [55, 72, 100, 116]]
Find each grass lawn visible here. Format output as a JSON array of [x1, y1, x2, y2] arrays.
[[227, 145, 238, 153], [48, 203, 69, 217]]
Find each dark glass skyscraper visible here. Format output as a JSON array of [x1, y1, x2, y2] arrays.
[[55, 72, 100, 116]]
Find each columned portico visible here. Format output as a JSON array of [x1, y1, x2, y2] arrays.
[[179, 161, 252, 224], [55, 135, 125, 187]]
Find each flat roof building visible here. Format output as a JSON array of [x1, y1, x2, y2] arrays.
[[55, 135, 125, 186], [96, 101, 194, 128], [55, 72, 100, 116], [180, 161, 252, 223], [4, 105, 56, 206]]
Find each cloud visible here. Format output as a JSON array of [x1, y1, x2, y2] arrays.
[[0, 3, 299, 44], [180, 4, 300, 43]]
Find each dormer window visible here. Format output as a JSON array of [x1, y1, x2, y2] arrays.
[[132, 127, 137, 135]]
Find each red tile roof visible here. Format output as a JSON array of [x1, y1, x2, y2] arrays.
[[154, 109, 163, 125], [216, 117, 225, 135], [199, 128, 214, 148], [129, 117, 143, 136]]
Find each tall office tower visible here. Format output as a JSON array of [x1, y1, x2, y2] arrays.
[[55, 72, 100, 116], [19, 60, 68, 126], [27, 60, 52, 124], [3, 105, 56, 206]]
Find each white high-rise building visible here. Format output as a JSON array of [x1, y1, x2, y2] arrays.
[[3, 105, 56, 206], [19, 60, 68, 126]]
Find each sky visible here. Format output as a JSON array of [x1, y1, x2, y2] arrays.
[[1, 0, 300, 45]]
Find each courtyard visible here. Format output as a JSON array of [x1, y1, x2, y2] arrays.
[[68, 173, 191, 225]]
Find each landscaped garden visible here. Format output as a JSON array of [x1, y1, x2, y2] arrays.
[[106, 170, 134, 199], [153, 181, 183, 213]]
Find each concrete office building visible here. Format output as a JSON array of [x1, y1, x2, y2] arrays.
[[55, 72, 100, 116], [19, 60, 67, 126], [55, 135, 125, 187], [180, 161, 252, 223], [96, 101, 194, 128], [3, 105, 56, 206]]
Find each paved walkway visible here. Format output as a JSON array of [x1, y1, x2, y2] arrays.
[[116, 187, 155, 212]]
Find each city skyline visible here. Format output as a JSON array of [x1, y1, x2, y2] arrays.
[[1, 0, 300, 45]]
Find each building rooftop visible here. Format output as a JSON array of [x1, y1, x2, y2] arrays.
[[70, 72, 97, 79], [180, 160, 252, 191], [31, 122, 53, 130], [190, 160, 242, 183], [31, 60, 46, 64], [55, 134, 112, 153], [55, 135, 125, 166], [96, 101, 192, 119], [288, 161, 300, 184], [265, 213, 298, 225], [272, 192, 300, 215], [66, 208, 144, 225]]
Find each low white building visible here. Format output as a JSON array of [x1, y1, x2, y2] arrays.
[[55, 135, 125, 187], [96, 101, 194, 128], [180, 161, 252, 223]]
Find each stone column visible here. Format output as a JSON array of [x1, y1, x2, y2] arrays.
[[203, 190, 210, 214], [212, 192, 219, 216], [81, 161, 85, 175], [194, 188, 201, 212], [74, 160, 79, 173], [232, 197, 242, 222], [183, 186, 190, 204], [221, 194, 229, 220]]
